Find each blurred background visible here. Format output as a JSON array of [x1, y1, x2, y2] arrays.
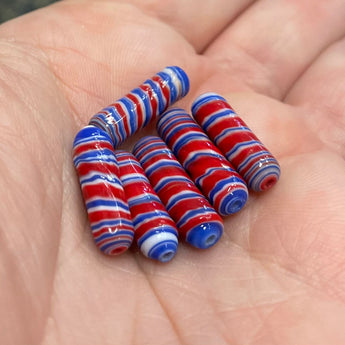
[[0, 0, 57, 24]]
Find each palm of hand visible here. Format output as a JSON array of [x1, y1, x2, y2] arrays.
[[1, 1, 345, 344]]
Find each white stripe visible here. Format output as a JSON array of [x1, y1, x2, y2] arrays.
[[140, 232, 177, 257], [88, 204, 128, 213], [163, 67, 180, 95]]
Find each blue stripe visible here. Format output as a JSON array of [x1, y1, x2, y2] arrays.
[[145, 79, 165, 114], [86, 198, 129, 210], [191, 93, 227, 114], [177, 207, 215, 228], [214, 126, 251, 144], [157, 110, 191, 138], [237, 150, 270, 172], [119, 97, 137, 135], [147, 239, 177, 257], [144, 159, 181, 177], [154, 175, 190, 192], [207, 176, 244, 202], [156, 71, 178, 104], [131, 88, 152, 127], [201, 109, 235, 130], [171, 132, 208, 156], [73, 125, 113, 146], [133, 210, 170, 227], [227, 140, 259, 157], [167, 66, 190, 97], [165, 191, 201, 210]]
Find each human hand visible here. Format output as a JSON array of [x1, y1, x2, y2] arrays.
[[1, 1, 345, 344]]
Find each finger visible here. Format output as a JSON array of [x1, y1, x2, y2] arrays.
[[285, 39, 345, 155], [117, 0, 257, 52], [204, 0, 345, 99], [0, 1, 193, 122]]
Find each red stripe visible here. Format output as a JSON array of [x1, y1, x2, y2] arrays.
[[88, 209, 131, 223], [92, 225, 133, 239], [73, 141, 114, 156], [195, 99, 233, 116], [114, 103, 130, 138], [134, 218, 177, 240], [82, 183, 123, 200], [148, 165, 189, 190]]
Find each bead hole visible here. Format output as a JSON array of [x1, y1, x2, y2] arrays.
[[161, 251, 175, 262], [205, 234, 217, 246], [263, 178, 277, 190], [113, 247, 127, 255]]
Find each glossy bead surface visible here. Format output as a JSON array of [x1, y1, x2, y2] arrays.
[[116, 150, 178, 263], [157, 108, 248, 216], [73, 126, 134, 255], [89, 66, 189, 147], [192, 93, 280, 192], [133, 136, 223, 249]]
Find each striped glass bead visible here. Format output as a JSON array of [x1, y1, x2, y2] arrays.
[[89, 66, 189, 147], [72, 125, 134, 255], [191, 93, 280, 192], [116, 150, 178, 263]]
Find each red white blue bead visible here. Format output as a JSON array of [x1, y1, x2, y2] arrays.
[[73, 125, 134, 255], [116, 150, 178, 262], [89, 66, 189, 147], [191, 93, 280, 192], [133, 136, 224, 249], [157, 108, 248, 216]]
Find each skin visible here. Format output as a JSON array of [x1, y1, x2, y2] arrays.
[[0, 0, 345, 344]]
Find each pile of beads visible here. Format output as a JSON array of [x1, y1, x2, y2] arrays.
[[73, 66, 280, 262]]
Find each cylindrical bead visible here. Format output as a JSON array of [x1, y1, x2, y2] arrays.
[[73, 125, 134, 255], [157, 108, 248, 216], [133, 136, 224, 249], [89, 66, 189, 147], [191, 93, 280, 192], [116, 150, 178, 263]]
